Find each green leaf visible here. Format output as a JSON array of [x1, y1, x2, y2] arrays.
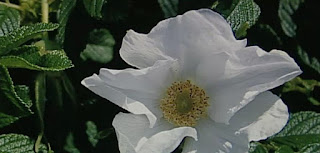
[[275, 111, 320, 137], [158, 0, 179, 18], [0, 134, 47, 153], [249, 142, 268, 153], [64, 133, 80, 153], [218, 0, 260, 37], [282, 77, 320, 105], [300, 144, 320, 153], [0, 45, 74, 71], [83, 0, 106, 19], [271, 134, 320, 150], [274, 145, 294, 153], [0, 5, 20, 36], [34, 73, 46, 153], [14, 85, 33, 108], [86, 121, 98, 147], [0, 23, 59, 56], [0, 112, 19, 128], [278, 0, 304, 37], [80, 29, 114, 63], [0, 65, 33, 115], [297, 46, 320, 74], [261, 111, 320, 152], [56, 0, 76, 46]]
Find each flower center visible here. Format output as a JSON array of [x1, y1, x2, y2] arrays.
[[160, 80, 209, 127]]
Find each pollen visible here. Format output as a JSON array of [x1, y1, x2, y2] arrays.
[[160, 80, 209, 127]]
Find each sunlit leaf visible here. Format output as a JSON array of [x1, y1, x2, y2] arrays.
[[0, 5, 20, 36], [0, 45, 74, 71], [220, 0, 260, 34], [0, 23, 59, 55], [56, 0, 76, 46], [158, 0, 179, 18], [278, 0, 304, 37], [0, 134, 47, 153], [80, 29, 114, 63]]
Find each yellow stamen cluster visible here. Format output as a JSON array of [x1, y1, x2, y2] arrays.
[[160, 80, 209, 127]]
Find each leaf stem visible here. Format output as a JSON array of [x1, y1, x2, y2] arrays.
[[0, 1, 23, 11], [41, 0, 49, 23]]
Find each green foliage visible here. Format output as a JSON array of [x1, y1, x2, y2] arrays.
[[0, 45, 74, 71], [64, 133, 80, 153], [86, 121, 99, 147], [0, 134, 47, 153], [56, 0, 76, 46], [158, 0, 179, 18], [0, 65, 33, 116], [0, 5, 20, 36], [83, 0, 106, 19], [0, 112, 19, 128], [249, 142, 268, 153], [80, 29, 114, 63], [218, 0, 260, 37], [0, 23, 59, 56], [275, 111, 320, 136], [34, 73, 46, 152], [250, 111, 320, 152], [300, 144, 320, 153], [297, 46, 320, 74], [282, 77, 320, 106], [278, 0, 304, 37]]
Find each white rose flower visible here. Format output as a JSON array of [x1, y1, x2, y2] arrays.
[[82, 9, 302, 153]]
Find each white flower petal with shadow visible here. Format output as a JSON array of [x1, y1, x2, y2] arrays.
[[82, 9, 301, 153]]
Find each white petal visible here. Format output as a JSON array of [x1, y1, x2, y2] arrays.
[[195, 52, 229, 87], [182, 119, 249, 153], [81, 60, 179, 127], [120, 30, 173, 69], [208, 46, 301, 124], [229, 91, 289, 141], [113, 113, 197, 153], [120, 9, 246, 70]]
